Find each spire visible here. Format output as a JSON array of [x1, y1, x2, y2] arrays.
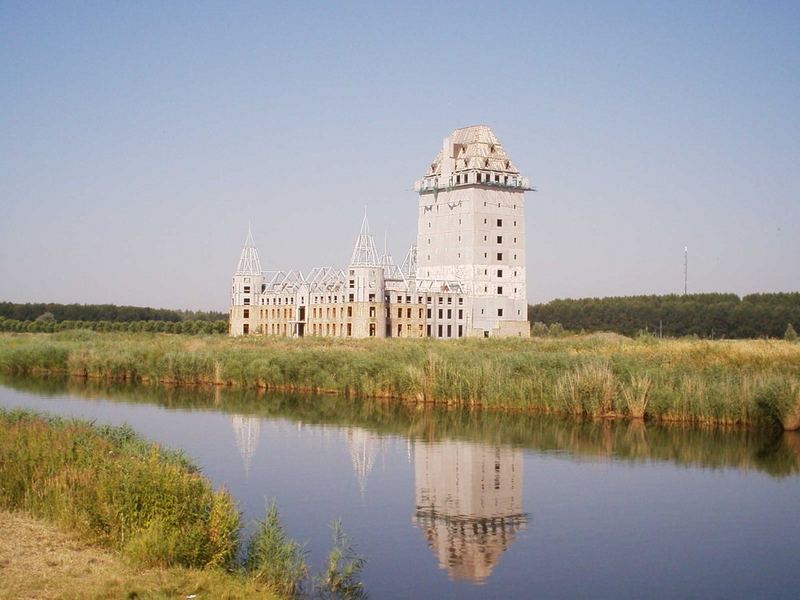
[[401, 244, 417, 280], [236, 225, 263, 275], [379, 231, 403, 279], [231, 415, 261, 477], [349, 211, 380, 267]]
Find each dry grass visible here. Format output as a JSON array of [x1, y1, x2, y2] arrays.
[[0, 510, 277, 600], [1, 331, 799, 426]]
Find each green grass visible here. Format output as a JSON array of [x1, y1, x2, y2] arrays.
[[1, 330, 799, 427], [0, 408, 241, 570], [3, 374, 799, 479], [0, 407, 369, 598]]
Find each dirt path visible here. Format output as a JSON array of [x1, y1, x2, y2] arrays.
[[0, 510, 273, 599]]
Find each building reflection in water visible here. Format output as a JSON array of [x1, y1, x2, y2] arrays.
[[230, 415, 261, 476], [412, 440, 527, 584]]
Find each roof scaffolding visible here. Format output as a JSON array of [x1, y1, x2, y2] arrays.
[[425, 125, 520, 177], [400, 244, 417, 280], [379, 232, 404, 280], [236, 224, 263, 275], [350, 213, 380, 267]]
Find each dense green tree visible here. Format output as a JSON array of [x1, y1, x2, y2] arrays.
[[529, 293, 800, 339]]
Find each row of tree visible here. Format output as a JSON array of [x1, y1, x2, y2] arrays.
[[0, 302, 226, 323], [528, 292, 800, 339], [0, 318, 227, 335]]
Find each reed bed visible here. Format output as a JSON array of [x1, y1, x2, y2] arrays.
[[0, 408, 241, 570], [0, 408, 367, 599], [1, 331, 799, 428]]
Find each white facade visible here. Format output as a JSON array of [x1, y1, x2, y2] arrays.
[[229, 125, 532, 339]]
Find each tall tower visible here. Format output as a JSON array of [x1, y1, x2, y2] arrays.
[[414, 126, 531, 337], [347, 213, 386, 338], [230, 225, 264, 336]]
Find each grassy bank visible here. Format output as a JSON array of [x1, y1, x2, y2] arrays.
[[1, 331, 799, 428], [0, 510, 270, 600], [0, 409, 366, 599], [5, 375, 799, 478]]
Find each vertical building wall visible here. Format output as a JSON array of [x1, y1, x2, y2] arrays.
[[416, 153, 530, 336]]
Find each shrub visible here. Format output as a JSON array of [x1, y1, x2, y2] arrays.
[[315, 519, 367, 600], [245, 501, 308, 596]]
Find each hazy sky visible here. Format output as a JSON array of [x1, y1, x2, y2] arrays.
[[1, 1, 798, 310]]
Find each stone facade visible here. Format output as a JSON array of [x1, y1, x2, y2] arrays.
[[229, 125, 532, 339]]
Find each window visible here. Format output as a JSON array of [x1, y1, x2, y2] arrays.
[[369, 306, 376, 317], [447, 297, 452, 305], [419, 308, 424, 318], [398, 324, 403, 335], [497, 235, 503, 243], [457, 309, 463, 319], [407, 308, 411, 318], [514, 237, 517, 243], [497, 253, 503, 260], [498, 286, 503, 294], [458, 325, 463, 337], [438, 309, 443, 319], [447, 309, 452, 319], [484, 235, 488, 241], [397, 308, 402, 318], [406, 296, 411, 303], [437, 324, 443, 337], [514, 221, 517, 226], [347, 323, 352, 336], [368, 294, 375, 302], [426, 324, 432, 337], [456, 175, 460, 184], [447, 325, 452, 337], [349, 293, 354, 302], [243, 298, 250, 305], [243, 324, 249, 334], [497, 269, 503, 277], [347, 306, 353, 317], [243, 286, 250, 293], [498, 309, 504, 316], [458, 297, 463, 305], [369, 323, 376, 337], [427, 308, 432, 318], [497, 219, 502, 227], [349, 280, 355, 288], [243, 309, 249, 318]]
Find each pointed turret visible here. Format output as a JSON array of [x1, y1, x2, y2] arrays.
[[350, 212, 380, 267], [236, 224, 263, 275], [379, 232, 404, 280], [400, 244, 417, 280]]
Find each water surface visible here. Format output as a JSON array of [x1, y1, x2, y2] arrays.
[[1, 376, 799, 599]]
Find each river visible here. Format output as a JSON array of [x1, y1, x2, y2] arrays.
[[1, 376, 799, 599]]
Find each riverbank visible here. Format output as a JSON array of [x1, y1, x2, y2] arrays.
[[0, 510, 272, 600], [0, 409, 287, 599], [0, 331, 798, 428]]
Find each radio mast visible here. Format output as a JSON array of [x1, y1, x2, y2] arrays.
[[684, 246, 688, 295]]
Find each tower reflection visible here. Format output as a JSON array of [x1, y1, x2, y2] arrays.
[[230, 415, 261, 476], [412, 440, 527, 583]]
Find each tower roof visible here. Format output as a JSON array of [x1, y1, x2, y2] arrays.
[[425, 125, 520, 177], [349, 213, 380, 267], [235, 224, 263, 275]]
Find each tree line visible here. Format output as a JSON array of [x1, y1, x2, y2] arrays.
[[0, 302, 226, 323], [0, 318, 227, 335], [528, 292, 800, 339]]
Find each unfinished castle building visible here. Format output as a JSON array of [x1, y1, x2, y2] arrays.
[[229, 125, 532, 339]]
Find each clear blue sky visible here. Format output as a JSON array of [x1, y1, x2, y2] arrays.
[[1, 1, 798, 310]]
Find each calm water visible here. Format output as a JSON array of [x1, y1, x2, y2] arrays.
[[2, 376, 799, 599]]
